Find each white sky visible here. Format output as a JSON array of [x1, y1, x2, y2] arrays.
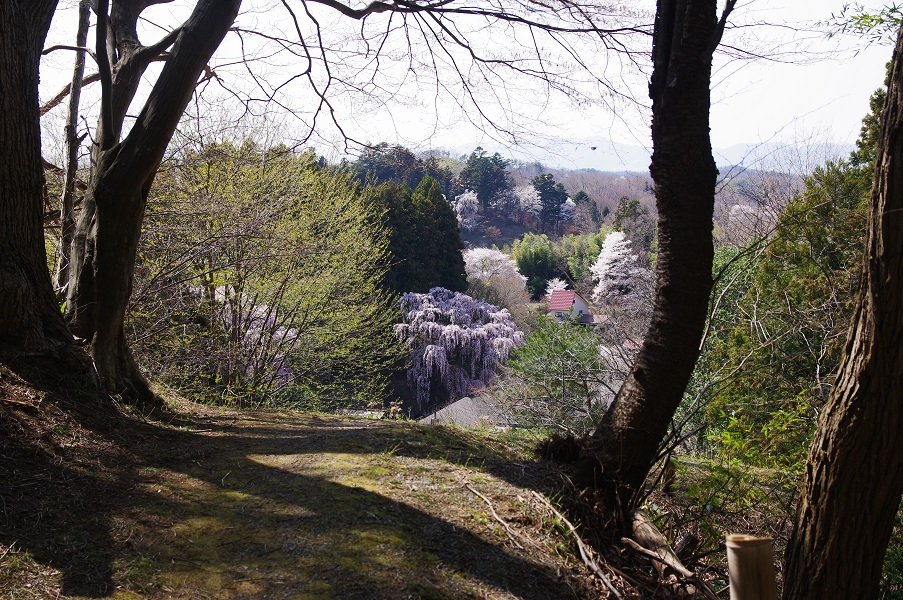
[[40, 0, 894, 169], [707, 0, 890, 150], [428, 0, 894, 163]]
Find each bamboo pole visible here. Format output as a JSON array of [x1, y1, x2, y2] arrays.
[[726, 534, 777, 600]]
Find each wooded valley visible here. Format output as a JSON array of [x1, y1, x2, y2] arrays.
[[2, 1, 902, 598]]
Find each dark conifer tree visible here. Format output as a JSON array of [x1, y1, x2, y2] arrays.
[[413, 176, 467, 292], [374, 177, 466, 294]]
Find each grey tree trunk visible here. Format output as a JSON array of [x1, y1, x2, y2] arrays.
[[783, 24, 903, 600], [581, 0, 731, 518], [54, 0, 91, 293]]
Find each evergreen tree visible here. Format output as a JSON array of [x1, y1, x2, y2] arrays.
[[459, 147, 513, 209], [353, 144, 458, 198], [374, 176, 466, 294], [354, 143, 424, 188], [413, 176, 467, 292], [421, 155, 458, 199], [532, 173, 568, 234], [373, 182, 422, 293]]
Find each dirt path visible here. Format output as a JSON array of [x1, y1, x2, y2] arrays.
[[1, 390, 598, 599]]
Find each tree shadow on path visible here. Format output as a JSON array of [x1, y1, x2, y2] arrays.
[[130, 411, 583, 598], [0, 380, 588, 599]]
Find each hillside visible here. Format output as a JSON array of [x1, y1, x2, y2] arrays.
[[0, 365, 609, 599]]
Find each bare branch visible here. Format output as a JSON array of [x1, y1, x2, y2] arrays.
[[41, 44, 98, 62], [40, 72, 101, 116], [96, 0, 116, 150], [134, 24, 182, 64], [708, 0, 738, 56]]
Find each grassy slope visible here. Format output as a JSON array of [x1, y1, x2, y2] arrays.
[[0, 366, 606, 599]]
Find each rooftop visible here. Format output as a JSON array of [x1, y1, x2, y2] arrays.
[[548, 290, 576, 311]]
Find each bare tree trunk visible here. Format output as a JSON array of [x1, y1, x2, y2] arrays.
[[0, 1, 76, 360], [66, 0, 241, 404], [54, 0, 91, 293], [581, 0, 732, 516], [783, 25, 903, 600]]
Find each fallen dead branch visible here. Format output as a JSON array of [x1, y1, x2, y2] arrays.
[[532, 491, 623, 600], [465, 483, 529, 551], [622, 537, 693, 578], [0, 542, 15, 562], [630, 509, 719, 600]]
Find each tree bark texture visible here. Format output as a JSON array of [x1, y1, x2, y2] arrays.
[[54, 0, 91, 292], [783, 25, 903, 600], [0, 1, 75, 358], [585, 0, 721, 514], [66, 0, 241, 403]]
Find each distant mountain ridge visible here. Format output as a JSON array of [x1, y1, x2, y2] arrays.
[[444, 138, 854, 173]]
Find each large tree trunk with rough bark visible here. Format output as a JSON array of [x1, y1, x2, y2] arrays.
[[0, 1, 82, 366], [65, 0, 241, 405], [783, 25, 903, 600], [581, 0, 731, 517]]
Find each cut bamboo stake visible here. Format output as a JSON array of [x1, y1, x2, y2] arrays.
[[726, 534, 777, 600]]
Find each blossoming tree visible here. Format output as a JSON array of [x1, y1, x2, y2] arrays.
[[559, 198, 577, 226], [590, 231, 651, 303], [395, 288, 524, 412], [463, 248, 523, 284], [463, 248, 529, 310], [453, 190, 480, 231], [545, 277, 569, 296], [515, 185, 542, 223]]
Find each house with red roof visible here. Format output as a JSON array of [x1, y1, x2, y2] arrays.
[[548, 289, 602, 324]]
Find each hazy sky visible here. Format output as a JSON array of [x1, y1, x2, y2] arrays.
[[707, 0, 890, 149], [412, 0, 894, 163], [40, 0, 894, 169]]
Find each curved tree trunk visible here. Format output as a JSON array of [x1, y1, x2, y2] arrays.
[[783, 25, 903, 600], [65, 0, 241, 405], [582, 0, 731, 517], [67, 0, 173, 339], [0, 1, 84, 368]]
